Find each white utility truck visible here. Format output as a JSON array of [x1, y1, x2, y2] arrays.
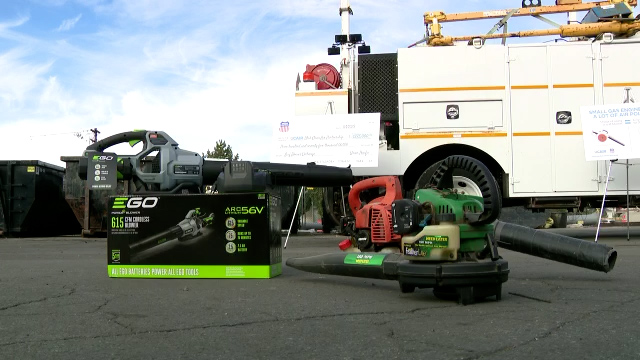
[[294, 0, 640, 231]]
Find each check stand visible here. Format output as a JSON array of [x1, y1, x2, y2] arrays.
[[585, 89, 637, 243], [595, 159, 635, 242]]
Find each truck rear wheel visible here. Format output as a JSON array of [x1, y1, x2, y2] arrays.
[[414, 156, 502, 224], [415, 162, 486, 198]]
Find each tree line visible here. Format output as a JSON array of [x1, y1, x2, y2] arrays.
[[203, 139, 240, 160]]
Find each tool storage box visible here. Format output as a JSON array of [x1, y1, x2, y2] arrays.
[[107, 192, 282, 278]]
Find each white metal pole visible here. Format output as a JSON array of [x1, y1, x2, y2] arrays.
[[340, 0, 351, 91], [341, 186, 347, 216], [284, 187, 305, 249], [595, 160, 614, 243], [623, 87, 633, 241], [627, 160, 630, 241]]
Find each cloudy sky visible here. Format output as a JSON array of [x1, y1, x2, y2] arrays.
[[0, 0, 577, 167]]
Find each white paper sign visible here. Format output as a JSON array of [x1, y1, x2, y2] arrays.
[[581, 103, 640, 161], [270, 113, 380, 167]]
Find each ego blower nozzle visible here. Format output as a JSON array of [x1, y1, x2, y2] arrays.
[[210, 160, 354, 193]]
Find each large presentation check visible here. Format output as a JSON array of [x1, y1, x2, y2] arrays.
[[270, 113, 380, 168]]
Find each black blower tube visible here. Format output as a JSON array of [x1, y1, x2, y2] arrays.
[[202, 160, 354, 187], [254, 161, 354, 187], [494, 221, 617, 273]]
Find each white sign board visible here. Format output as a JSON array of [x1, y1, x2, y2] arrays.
[[270, 113, 380, 167], [581, 103, 640, 161]]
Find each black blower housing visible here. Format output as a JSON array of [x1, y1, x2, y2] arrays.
[[392, 199, 423, 235], [215, 161, 270, 193]]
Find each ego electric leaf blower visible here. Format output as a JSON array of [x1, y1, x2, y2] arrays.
[[77, 130, 355, 194]]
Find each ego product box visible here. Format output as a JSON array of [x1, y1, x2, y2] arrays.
[[107, 192, 282, 279]]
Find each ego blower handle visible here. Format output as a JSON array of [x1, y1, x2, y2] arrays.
[[81, 131, 148, 181], [79, 130, 205, 194], [79, 130, 178, 180], [84, 131, 167, 153], [428, 155, 501, 226]]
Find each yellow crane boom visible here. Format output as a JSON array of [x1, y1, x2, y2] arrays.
[[425, 0, 637, 24], [429, 21, 640, 46], [420, 0, 639, 47]]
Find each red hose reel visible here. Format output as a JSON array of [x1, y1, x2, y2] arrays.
[[302, 63, 341, 90]]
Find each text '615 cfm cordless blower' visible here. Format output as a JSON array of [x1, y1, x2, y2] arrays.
[[125, 207, 214, 264], [286, 155, 618, 305], [77, 130, 355, 194]]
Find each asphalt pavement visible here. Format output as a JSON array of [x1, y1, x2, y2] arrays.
[[0, 232, 639, 360]]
